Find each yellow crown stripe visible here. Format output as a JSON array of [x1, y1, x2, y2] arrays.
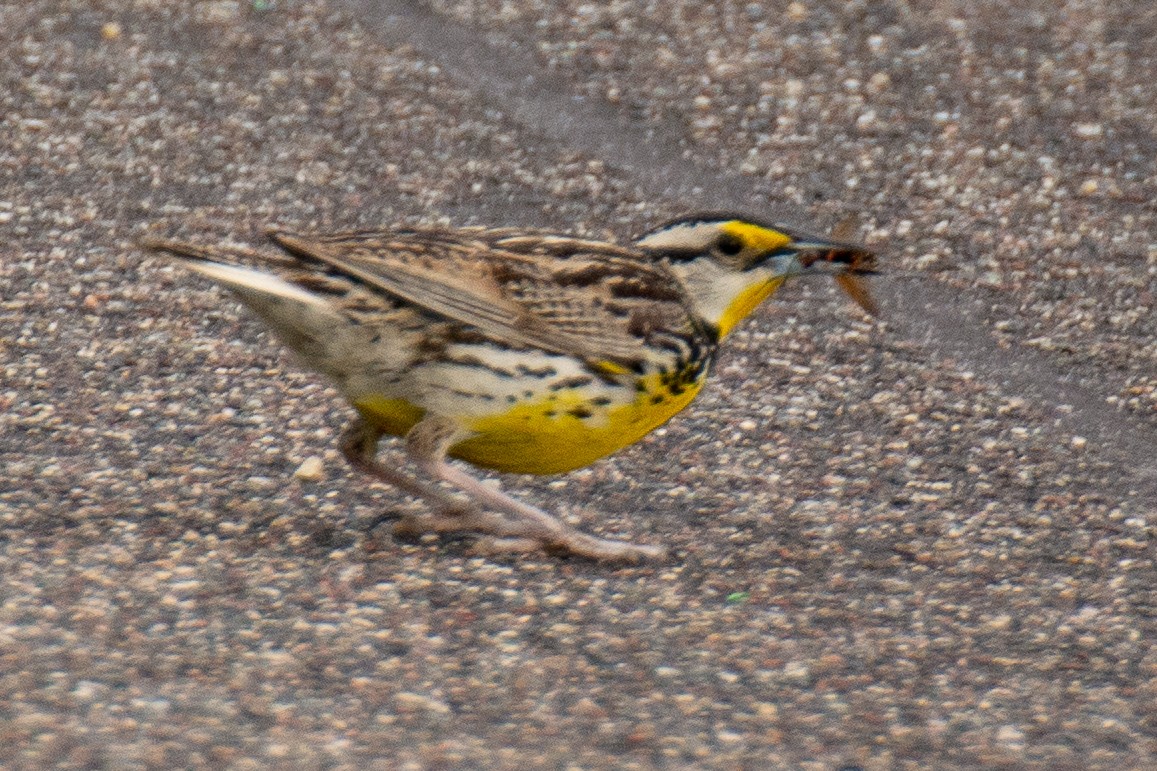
[[720, 221, 793, 252]]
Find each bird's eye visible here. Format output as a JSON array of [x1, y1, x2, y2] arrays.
[[716, 234, 743, 256]]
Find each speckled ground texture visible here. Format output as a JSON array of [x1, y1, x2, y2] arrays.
[[3, 0, 1156, 768]]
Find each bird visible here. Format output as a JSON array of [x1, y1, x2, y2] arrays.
[[144, 214, 877, 561]]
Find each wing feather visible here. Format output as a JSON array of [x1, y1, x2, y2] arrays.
[[266, 229, 696, 368]]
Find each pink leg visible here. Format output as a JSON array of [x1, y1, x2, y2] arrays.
[[340, 419, 518, 537], [404, 417, 668, 562], [340, 418, 458, 506]]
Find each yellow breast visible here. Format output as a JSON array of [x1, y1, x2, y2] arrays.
[[354, 370, 705, 475]]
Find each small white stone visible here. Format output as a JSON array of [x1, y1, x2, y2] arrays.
[[996, 724, 1025, 748], [394, 692, 452, 715], [716, 729, 745, 744], [984, 613, 1012, 631], [1073, 122, 1103, 139], [782, 660, 810, 682], [72, 681, 103, 702], [294, 456, 325, 482]]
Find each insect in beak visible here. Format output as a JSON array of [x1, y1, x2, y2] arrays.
[[793, 231, 880, 317]]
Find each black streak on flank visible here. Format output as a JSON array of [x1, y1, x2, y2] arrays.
[[456, 355, 516, 378], [567, 406, 594, 419], [517, 364, 558, 378], [451, 389, 494, 401], [549, 375, 595, 391]]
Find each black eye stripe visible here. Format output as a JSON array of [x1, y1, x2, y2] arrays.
[[717, 235, 743, 255]]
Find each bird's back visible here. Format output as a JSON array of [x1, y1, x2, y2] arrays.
[[151, 226, 719, 474]]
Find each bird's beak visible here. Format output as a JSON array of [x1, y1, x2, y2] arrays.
[[791, 238, 880, 316]]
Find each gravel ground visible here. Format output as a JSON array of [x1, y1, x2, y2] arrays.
[[3, 0, 1156, 768]]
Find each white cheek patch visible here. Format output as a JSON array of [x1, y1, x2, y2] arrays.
[[668, 258, 780, 328]]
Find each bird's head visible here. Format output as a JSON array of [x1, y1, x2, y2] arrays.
[[636, 213, 877, 337]]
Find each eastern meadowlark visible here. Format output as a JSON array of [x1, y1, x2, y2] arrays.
[[146, 214, 877, 561]]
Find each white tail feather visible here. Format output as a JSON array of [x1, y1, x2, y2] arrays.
[[179, 259, 328, 308]]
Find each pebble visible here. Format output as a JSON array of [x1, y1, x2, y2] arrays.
[[393, 692, 452, 715], [293, 455, 326, 482]]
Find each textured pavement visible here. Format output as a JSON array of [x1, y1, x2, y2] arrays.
[[2, 1, 1156, 768]]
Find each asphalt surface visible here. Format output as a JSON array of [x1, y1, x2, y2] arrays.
[[2, 1, 1156, 768]]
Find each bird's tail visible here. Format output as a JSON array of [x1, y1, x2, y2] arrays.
[[142, 239, 352, 371], [142, 239, 330, 309]]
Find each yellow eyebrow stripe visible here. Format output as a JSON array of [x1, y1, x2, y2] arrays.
[[720, 221, 793, 252]]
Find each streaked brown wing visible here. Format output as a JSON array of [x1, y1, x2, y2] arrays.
[[267, 229, 697, 367]]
